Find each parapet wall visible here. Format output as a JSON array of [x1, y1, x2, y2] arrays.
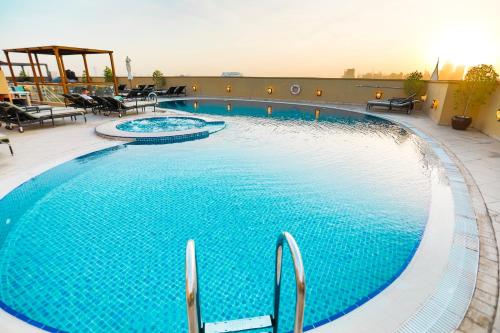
[[116, 76, 409, 105]]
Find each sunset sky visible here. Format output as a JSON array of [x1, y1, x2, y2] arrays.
[[1, 0, 499, 78]]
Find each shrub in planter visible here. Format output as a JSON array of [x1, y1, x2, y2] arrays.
[[404, 71, 425, 96], [453, 64, 498, 130], [152, 70, 166, 89]]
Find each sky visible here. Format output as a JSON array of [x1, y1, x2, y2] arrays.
[[0, 0, 499, 78]]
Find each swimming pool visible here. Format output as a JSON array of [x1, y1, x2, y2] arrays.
[[0, 99, 442, 332]]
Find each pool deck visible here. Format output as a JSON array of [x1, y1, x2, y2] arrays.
[[0, 101, 499, 333]]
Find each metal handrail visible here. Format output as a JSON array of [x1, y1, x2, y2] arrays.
[[273, 232, 306, 333], [185, 232, 305, 333], [186, 240, 202, 333]]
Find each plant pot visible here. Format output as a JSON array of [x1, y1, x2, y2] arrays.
[[451, 115, 472, 130]]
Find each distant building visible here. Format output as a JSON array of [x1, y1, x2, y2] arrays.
[[221, 72, 243, 77], [342, 68, 355, 78], [359, 71, 404, 79], [438, 63, 464, 80]]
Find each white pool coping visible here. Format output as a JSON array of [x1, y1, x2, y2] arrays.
[[0, 100, 479, 332]]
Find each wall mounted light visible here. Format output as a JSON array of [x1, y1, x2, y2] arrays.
[[267, 106, 272, 115], [420, 95, 427, 102], [316, 89, 323, 97], [193, 101, 198, 110], [375, 91, 383, 99], [227, 103, 232, 112], [315, 109, 321, 119], [431, 99, 439, 109], [496, 109, 500, 121], [192, 85, 197, 92], [226, 85, 231, 93], [267, 87, 273, 95]]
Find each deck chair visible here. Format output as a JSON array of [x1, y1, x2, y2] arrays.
[[0, 102, 86, 132], [0, 133, 13, 155], [366, 94, 417, 114], [104, 97, 157, 117], [164, 86, 177, 96], [173, 86, 186, 96], [103, 97, 140, 117]]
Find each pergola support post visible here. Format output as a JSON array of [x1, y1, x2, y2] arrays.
[[34, 54, 45, 84], [27, 52, 44, 102], [82, 54, 92, 83], [108, 52, 119, 95], [4, 51, 17, 86], [53, 47, 68, 94]]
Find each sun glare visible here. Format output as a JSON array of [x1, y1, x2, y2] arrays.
[[429, 24, 499, 68]]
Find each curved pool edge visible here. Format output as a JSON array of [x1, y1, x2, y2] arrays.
[[312, 114, 478, 333], [0, 100, 479, 333], [162, 97, 480, 332]]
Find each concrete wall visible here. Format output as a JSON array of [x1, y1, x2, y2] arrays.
[[115, 76, 408, 104], [474, 85, 500, 140], [422, 81, 500, 140], [422, 81, 458, 125]]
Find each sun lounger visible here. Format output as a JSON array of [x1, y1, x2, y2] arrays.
[[173, 86, 186, 96], [155, 86, 175, 96], [0, 102, 86, 132], [366, 94, 417, 114], [90, 95, 114, 113], [104, 97, 157, 117], [62, 94, 98, 113], [0, 133, 13, 155]]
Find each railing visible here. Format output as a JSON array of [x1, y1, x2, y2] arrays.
[[185, 240, 202, 333], [185, 232, 306, 333], [40, 85, 64, 103], [273, 232, 306, 333]]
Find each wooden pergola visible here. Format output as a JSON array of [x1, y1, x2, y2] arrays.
[[3, 45, 119, 102]]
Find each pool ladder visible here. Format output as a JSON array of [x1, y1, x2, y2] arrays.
[[185, 232, 306, 333]]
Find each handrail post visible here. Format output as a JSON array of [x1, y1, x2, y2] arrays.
[[273, 232, 306, 333], [186, 240, 202, 333]]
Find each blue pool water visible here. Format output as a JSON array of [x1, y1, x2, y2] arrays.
[[0, 99, 439, 332], [116, 117, 206, 133]]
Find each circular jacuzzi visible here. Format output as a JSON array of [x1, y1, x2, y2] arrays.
[[0, 100, 448, 332], [116, 117, 206, 133], [95, 116, 225, 144]]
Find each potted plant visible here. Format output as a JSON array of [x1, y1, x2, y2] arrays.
[[452, 64, 498, 130]]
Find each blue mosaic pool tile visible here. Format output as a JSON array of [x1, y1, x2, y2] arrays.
[[0, 101, 437, 332]]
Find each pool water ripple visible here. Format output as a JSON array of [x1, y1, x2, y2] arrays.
[[0, 100, 444, 332]]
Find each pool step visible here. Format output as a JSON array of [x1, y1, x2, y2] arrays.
[[204, 315, 273, 333]]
